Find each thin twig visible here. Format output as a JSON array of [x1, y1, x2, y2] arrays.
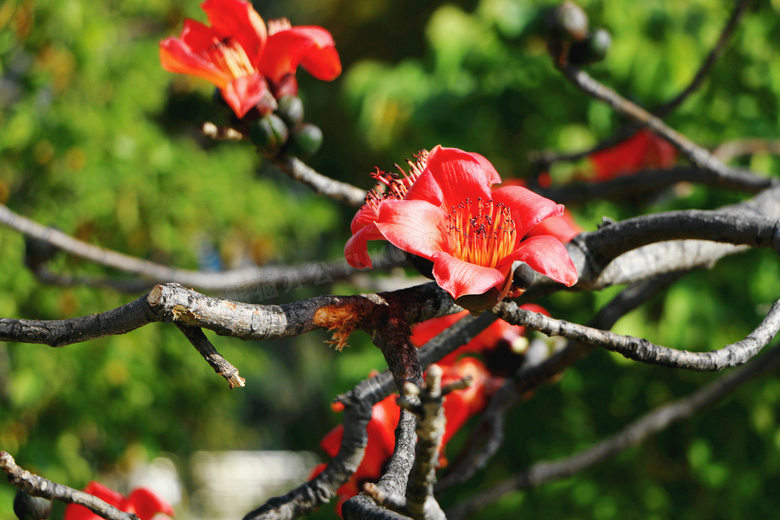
[[531, 0, 752, 168], [175, 324, 246, 388], [0, 203, 404, 294], [493, 299, 780, 371], [1, 451, 138, 520], [271, 156, 367, 207], [558, 64, 767, 185]]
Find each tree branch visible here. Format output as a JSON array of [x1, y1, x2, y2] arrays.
[[445, 340, 780, 520], [2, 203, 403, 295], [1, 452, 137, 520], [493, 299, 780, 371], [271, 156, 367, 207], [531, 0, 752, 169]]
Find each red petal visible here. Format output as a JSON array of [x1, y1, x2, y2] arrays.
[[219, 73, 268, 118], [319, 424, 344, 457], [431, 251, 506, 300], [344, 223, 383, 269], [201, 0, 267, 64], [589, 130, 651, 180], [374, 200, 448, 261], [409, 311, 468, 348], [64, 482, 125, 520], [498, 235, 578, 287], [159, 27, 230, 88], [525, 209, 582, 243], [259, 27, 341, 84], [350, 204, 379, 234], [416, 147, 497, 208], [490, 186, 564, 238], [294, 26, 342, 80], [176, 19, 221, 54], [126, 488, 174, 520]]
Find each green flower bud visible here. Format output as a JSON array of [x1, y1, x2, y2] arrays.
[[276, 95, 304, 126], [249, 114, 289, 156], [288, 123, 323, 158]]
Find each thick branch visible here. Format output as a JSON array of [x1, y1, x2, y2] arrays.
[[446, 341, 780, 520]]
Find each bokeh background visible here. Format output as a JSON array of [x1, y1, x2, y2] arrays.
[[1, 0, 780, 518]]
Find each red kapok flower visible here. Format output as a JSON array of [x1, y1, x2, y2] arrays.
[[159, 0, 341, 118], [313, 360, 495, 516], [63, 481, 174, 520], [363, 146, 577, 304], [589, 129, 677, 181]]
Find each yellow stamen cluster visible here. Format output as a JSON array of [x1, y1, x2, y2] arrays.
[[207, 38, 255, 81], [446, 198, 517, 268]]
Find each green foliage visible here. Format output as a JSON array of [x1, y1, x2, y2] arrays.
[[1, 0, 779, 518]]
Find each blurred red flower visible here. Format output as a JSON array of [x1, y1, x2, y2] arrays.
[[589, 129, 677, 181], [159, 0, 341, 118], [63, 481, 173, 520]]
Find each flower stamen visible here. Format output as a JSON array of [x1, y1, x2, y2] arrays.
[[446, 199, 517, 269], [207, 38, 256, 82], [363, 149, 429, 215]]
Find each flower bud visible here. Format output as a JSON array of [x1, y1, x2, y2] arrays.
[[249, 114, 289, 156], [288, 123, 323, 158], [276, 95, 304, 126]]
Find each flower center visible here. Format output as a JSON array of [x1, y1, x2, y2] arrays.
[[446, 198, 517, 268], [364, 149, 429, 215], [207, 38, 256, 81]]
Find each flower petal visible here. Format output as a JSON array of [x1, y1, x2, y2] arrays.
[[350, 204, 378, 234], [374, 200, 448, 261], [525, 209, 582, 243], [159, 24, 230, 88], [431, 251, 506, 300], [220, 73, 268, 118], [294, 26, 342, 80], [201, 0, 267, 63], [126, 488, 175, 520], [259, 27, 341, 84], [498, 235, 578, 287], [491, 186, 564, 238], [344, 222, 383, 269], [63, 482, 126, 520], [414, 146, 498, 208]]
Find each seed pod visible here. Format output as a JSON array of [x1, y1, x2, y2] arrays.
[[276, 95, 304, 126], [249, 114, 289, 156], [288, 123, 323, 158]]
